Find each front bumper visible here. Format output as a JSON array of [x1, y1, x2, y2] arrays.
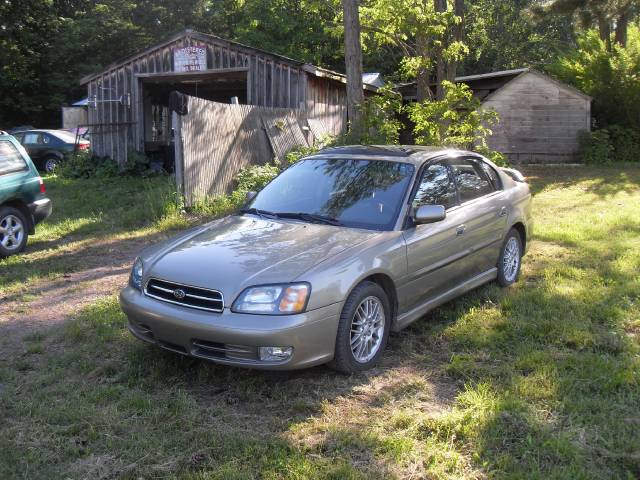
[[119, 285, 342, 370], [28, 197, 52, 227]]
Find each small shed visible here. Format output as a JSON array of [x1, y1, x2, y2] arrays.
[[80, 29, 373, 165], [61, 98, 89, 130], [400, 69, 592, 164]]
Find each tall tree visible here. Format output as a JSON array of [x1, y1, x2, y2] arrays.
[[532, 0, 638, 50], [342, 0, 365, 135], [360, 0, 466, 101]]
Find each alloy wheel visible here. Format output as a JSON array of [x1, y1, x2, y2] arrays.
[[45, 158, 58, 173], [350, 296, 385, 363], [0, 214, 25, 251], [502, 236, 520, 283]]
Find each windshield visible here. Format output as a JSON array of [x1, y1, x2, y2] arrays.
[[246, 158, 415, 230]]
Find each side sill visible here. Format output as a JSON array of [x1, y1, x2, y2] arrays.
[[393, 268, 498, 332]]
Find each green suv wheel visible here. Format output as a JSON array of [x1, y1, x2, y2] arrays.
[[0, 206, 28, 257]]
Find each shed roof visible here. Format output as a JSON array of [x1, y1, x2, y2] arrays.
[[80, 28, 376, 91], [398, 68, 591, 102]]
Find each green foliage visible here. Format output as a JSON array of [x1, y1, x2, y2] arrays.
[[406, 81, 506, 165], [60, 149, 156, 179], [550, 26, 640, 130], [59, 151, 118, 179], [463, 0, 574, 74], [358, 85, 403, 145], [582, 126, 640, 164], [234, 162, 282, 194]]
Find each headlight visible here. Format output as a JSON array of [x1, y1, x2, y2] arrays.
[[130, 257, 144, 290], [232, 283, 310, 315]]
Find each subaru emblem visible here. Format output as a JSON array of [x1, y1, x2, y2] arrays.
[[173, 288, 186, 300]]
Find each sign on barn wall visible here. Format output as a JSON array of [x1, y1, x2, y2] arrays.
[[173, 44, 207, 72]]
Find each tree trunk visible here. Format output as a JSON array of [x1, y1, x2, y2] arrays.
[[434, 0, 447, 100], [342, 0, 365, 136], [614, 12, 628, 47], [445, 0, 464, 83], [598, 17, 612, 51], [416, 31, 432, 102]]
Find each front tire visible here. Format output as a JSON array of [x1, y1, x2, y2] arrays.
[[329, 281, 391, 374], [497, 228, 523, 287], [0, 206, 29, 257]]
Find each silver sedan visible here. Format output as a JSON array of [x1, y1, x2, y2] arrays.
[[120, 146, 532, 372]]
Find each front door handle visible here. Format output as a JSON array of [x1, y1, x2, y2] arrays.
[[456, 224, 466, 236], [499, 206, 508, 217]]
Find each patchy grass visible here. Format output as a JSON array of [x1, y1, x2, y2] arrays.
[[0, 174, 219, 296], [0, 164, 639, 478]]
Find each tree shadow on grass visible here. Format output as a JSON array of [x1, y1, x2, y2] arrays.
[[522, 164, 640, 197]]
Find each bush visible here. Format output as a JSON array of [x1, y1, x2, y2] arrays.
[[550, 26, 640, 131], [582, 127, 640, 164], [60, 151, 120, 179], [60, 149, 159, 179]]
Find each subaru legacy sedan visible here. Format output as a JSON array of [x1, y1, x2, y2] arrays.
[[120, 146, 532, 373]]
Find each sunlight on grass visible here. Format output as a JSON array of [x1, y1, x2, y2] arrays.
[[1, 165, 639, 478]]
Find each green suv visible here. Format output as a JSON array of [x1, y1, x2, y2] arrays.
[[0, 131, 52, 257]]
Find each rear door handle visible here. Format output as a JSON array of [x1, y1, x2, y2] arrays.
[[499, 206, 508, 217], [456, 224, 466, 236]]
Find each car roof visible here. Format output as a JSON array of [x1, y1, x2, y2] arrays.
[[309, 145, 472, 166]]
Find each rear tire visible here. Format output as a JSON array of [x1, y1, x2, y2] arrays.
[[0, 206, 29, 257], [497, 228, 523, 287], [43, 156, 59, 173], [328, 281, 391, 374]]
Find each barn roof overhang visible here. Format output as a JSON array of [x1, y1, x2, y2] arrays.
[[80, 28, 378, 92]]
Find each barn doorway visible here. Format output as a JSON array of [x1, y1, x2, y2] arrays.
[[138, 68, 249, 170]]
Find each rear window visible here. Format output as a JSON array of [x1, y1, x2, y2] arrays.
[[0, 141, 28, 175], [51, 131, 77, 143]]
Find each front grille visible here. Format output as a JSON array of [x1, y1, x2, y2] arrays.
[[192, 339, 259, 362], [144, 278, 224, 313]]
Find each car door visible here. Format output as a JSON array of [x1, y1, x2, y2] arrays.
[[446, 156, 509, 277], [401, 160, 468, 311], [21, 132, 43, 165]]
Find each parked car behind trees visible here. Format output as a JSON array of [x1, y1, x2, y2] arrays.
[[120, 145, 532, 373], [0, 131, 52, 256], [13, 129, 90, 173]]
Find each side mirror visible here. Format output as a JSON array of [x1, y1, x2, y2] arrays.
[[413, 205, 446, 225], [245, 191, 257, 203]]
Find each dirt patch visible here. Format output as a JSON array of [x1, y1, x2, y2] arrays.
[[0, 237, 157, 359]]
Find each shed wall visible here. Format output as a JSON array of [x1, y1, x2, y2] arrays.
[[85, 33, 315, 164], [482, 72, 590, 164]]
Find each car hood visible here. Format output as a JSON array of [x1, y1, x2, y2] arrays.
[[144, 215, 380, 305]]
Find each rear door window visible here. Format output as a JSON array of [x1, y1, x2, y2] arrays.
[[447, 158, 495, 203], [413, 162, 458, 210], [0, 141, 28, 175], [23, 133, 40, 145]]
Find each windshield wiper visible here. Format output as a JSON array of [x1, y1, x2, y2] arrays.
[[239, 207, 280, 219], [276, 212, 343, 226]]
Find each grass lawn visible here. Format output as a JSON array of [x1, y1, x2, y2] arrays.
[[0, 174, 194, 296], [1, 165, 639, 479]]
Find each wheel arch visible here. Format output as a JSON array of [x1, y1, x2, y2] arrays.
[[511, 222, 527, 251], [1, 200, 34, 234], [351, 272, 398, 324]]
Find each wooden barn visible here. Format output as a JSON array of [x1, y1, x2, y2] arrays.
[[80, 29, 373, 165], [400, 69, 592, 164]]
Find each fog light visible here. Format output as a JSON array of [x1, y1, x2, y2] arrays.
[[259, 346, 293, 362]]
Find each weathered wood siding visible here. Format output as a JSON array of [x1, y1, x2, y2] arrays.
[[178, 96, 308, 205], [306, 76, 348, 137], [85, 31, 316, 164], [483, 72, 591, 164]]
